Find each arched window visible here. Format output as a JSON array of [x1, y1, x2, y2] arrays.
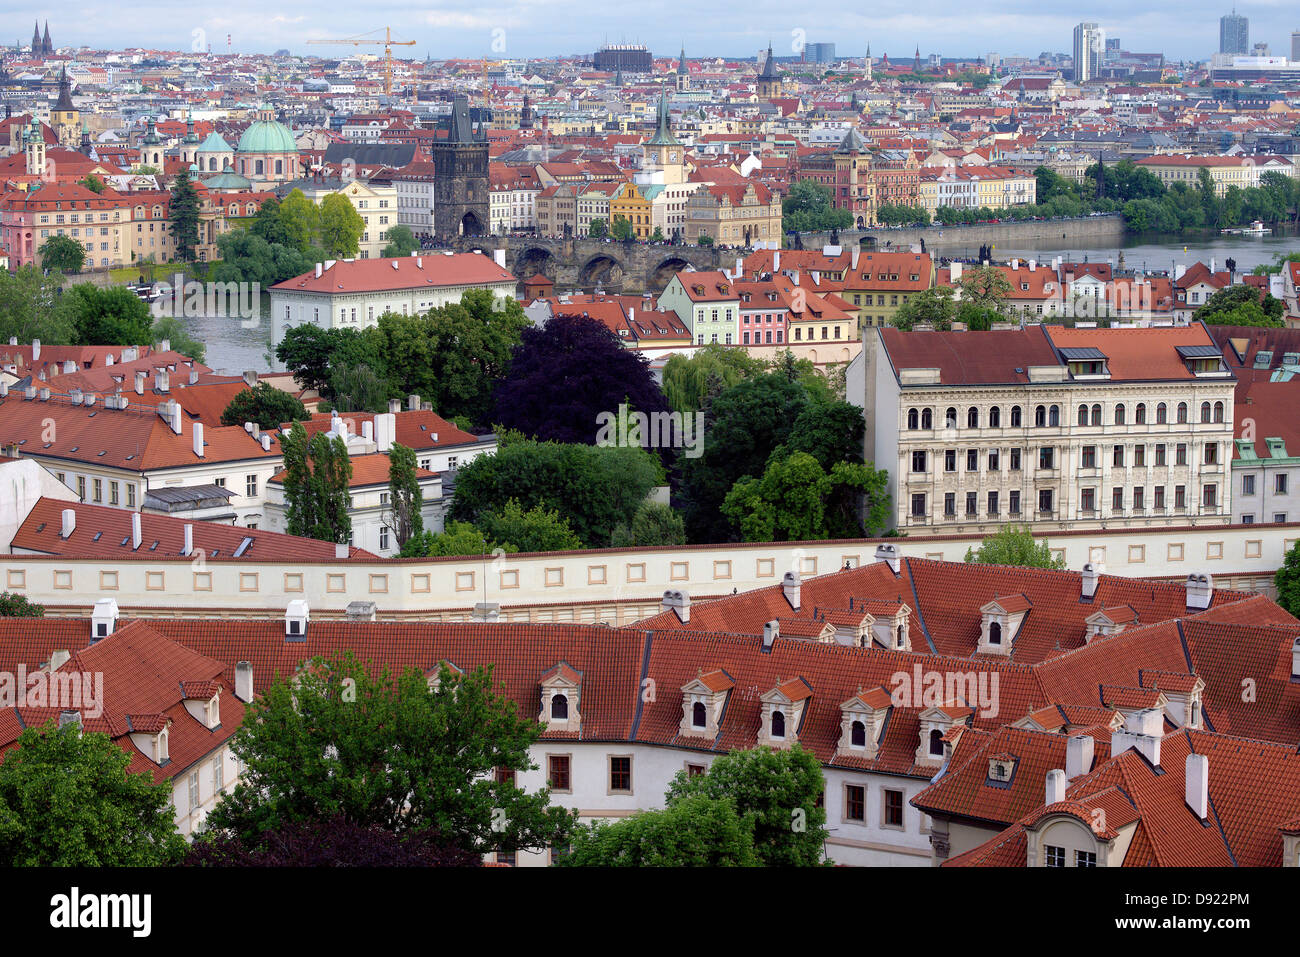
[[967, 406, 979, 429], [921, 409, 933, 430], [1090, 404, 1102, 426], [989, 406, 1001, 428], [1200, 401, 1211, 423], [907, 408, 919, 430], [1050, 405, 1061, 427], [1078, 404, 1089, 427], [989, 621, 1003, 645], [550, 694, 568, 720], [692, 701, 706, 728], [945, 407, 957, 430], [771, 710, 786, 738], [1115, 403, 1126, 426], [1135, 403, 1146, 425], [1010, 406, 1022, 427], [1156, 402, 1167, 425], [897, 624, 905, 647], [851, 720, 866, 747], [929, 728, 945, 756], [1213, 401, 1224, 423], [1035, 405, 1046, 428], [1177, 402, 1188, 424]]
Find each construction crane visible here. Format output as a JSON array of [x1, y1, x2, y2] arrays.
[[305, 27, 415, 96]]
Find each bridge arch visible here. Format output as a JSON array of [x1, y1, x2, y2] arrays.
[[516, 245, 555, 279], [578, 253, 625, 290], [648, 256, 694, 291]]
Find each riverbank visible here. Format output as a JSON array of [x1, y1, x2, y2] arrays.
[[797, 214, 1126, 253]]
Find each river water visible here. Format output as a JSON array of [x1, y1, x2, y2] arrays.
[[188, 230, 1300, 373]]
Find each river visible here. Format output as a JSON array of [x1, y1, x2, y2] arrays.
[[186, 229, 1300, 374]]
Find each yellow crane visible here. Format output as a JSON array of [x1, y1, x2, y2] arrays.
[[305, 27, 415, 96]]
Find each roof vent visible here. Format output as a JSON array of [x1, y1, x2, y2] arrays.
[[782, 570, 801, 611], [762, 619, 780, 650], [661, 589, 690, 623], [285, 599, 309, 639], [91, 597, 119, 641], [875, 543, 901, 574], [1185, 572, 1212, 611], [1081, 562, 1099, 600]]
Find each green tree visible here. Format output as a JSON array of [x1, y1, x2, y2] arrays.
[[479, 498, 584, 552], [661, 343, 768, 415], [782, 179, 853, 233], [54, 285, 153, 345], [38, 234, 85, 273], [0, 721, 186, 865], [328, 361, 394, 413], [78, 174, 105, 194], [892, 285, 956, 330], [1275, 541, 1300, 619], [587, 218, 608, 239], [0, 592, 44, 617], [277, 188, 319, 254], [220, 381, 309, 430], [203, 653, 576, 856], [0, 266, 72, 344], [965, 525, 1066, 568], [649, 226, 665, 241], [169, 168, 201, 262], [610, 215, 634, 241], [212, 230, 321, 286], [1196, 284, 1286, 328], [664, 746, 828, 866], [722, 451, 889, 542], [383, 442, 424, 550], [278, 421, 353, 544], [561, 793, 758, 866], [610, 501, 687, 548], [248, 196, 292, 247], [318, 193, 366, 258], [382, 224, 419, 258], [148, 315, 207, 364], [400, 520, 500, 558], [959, 265, 1012, 314]]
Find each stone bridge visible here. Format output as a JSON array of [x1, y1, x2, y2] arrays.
[[448, 236, 731, 294]]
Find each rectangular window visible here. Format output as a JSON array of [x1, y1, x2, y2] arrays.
[[1009, 490, 1021, 514], [1134, 445, 1145, 467], [987, 490, 999, 515], [846, 784, 865, 821], [609, 756, 632, 793], [1038, 447, 1055, 470], [1113, 445, 1125, 468], [92, 478, 102, 503], [911, 450, 927, 473], [1112, 487, 1124, 511], [1045, 845, 1066, 867], [944, 449, 957, 472], [213, 752, 224, 793], [1039, 489, 1054, 514], [883, 789, 904, 828], [1176, 444, 1187, 467], [988, 450, 999, 471], [1155, 444, 1167, 467], [496, 767, 516, 786], [547, 755, 571, 792], [109, 481, 119, 505], [966, 491, 977, 516], [379, 526, 390, 551], [1277, 474, 1289, 495], [1175, 485, 1186, 509], [1075, 850, 1097, 867], [910, 493, 927, 518], [1155, 485, 1166, 509], [1082, 445, 1096, 469], [966, 449, 978, 471], [1275, 513, 1288, 524], [214, 477, 226, 488], [1204, 443, 1217, 465], [188, 771, 200, 812], [246, 474, 258, 497], [944, 492, 956, 516], [1134, 486, 1144, 510], [1203, 484, 1217, 508], [1242, 474, 1257, 495], [1010, 448, 1022, 471]]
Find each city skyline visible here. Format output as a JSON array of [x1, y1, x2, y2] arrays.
[[6, 2, 1300, 62]]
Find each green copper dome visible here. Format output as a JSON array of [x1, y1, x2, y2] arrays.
[[237, 118, 296, 154]]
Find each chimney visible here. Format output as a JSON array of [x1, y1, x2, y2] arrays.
[[59, 710, 82, 731], [1185, 572, 1213, 611], [189, 365, 198, 385], [62, 359, 75, 374], [158, 399, 181, 434], [407, 394, 420, 411], [32, 338, 40, 361], [1081, 562, 1099, 600], [192, 422, 204, 457], [362, 420, 374, 442], [875, 543, 901, 574], [1045, 768, 1066, 805], [791, 269, 800, 286], [374, 412, 396, 452], [158, 338, 170, 353], [60, 507, 76, 539], [1066, 734, 1094, 780], [1292, 637, 1300, 679], [471, 601, 500, 622], [134, 371, 146, 394], [661, 589, 690, 623], [493, 249, 506, 268], [235, 661, 254, 702], [132, 511, 142, 550], [315, 262, 323, 279], [38, 387, 49, 401], [850, 247, 860, 270], [260, 433, 271, 451], [782, 571, 801, 611], [49, 649, 71, 672], [763, 619, 780, 649], [335, 542, 349, 559], [69, 388, 83, 405], [1185, 753, 1208, 821], [91, 597, 118, 641], [242, 369, 257, 387], [156, 368, 169, 393], [387, 398, 401, 415], [182, 523, 193, 557], [1111, 708, 1163, 767], [285, 599, 309, 639], [950, 261, 963, 283], [347, 600, 378, 621], [773, 250, 780, 271]]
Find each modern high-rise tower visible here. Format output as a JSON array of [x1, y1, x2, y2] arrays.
[[1072, 22, 1104, 82], [1220, 10, 1249, 55], [1291, 29, 1300, 62]]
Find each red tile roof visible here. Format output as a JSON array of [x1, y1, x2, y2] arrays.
[[270, 252, 514, 295]]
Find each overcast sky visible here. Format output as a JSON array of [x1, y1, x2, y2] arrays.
[[14, 0, 1300, 61]]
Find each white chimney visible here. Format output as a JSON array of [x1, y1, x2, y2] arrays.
[[362, 421, 374, 442], [1292, 637, 1300, 679], [791, 269, 800, 286], [59, 710, 82, 731], [1045, 768, 1066, 805], [782, 570, 801, 611], [1066, 734, 1094, 780], [850, 247, 860, 270], [773, 250, 780, 271], [335, 542, 349, 559], [950, 261, 963, 282], [242, 370, 258, 387], [189, 365, 198, 385], [285, 599, 310, 638], [69, 388, 83, 405], [407, 394, 420, 411], [763, 619, 780, 649], [348, 600, 379, 621], [315, 262, 323, 279], [60, 508, 76, 538], [134, 371, 145, 394], [875, 543, 901, 574], [156, 368, 169, 393], [182, 524, 193, 557], [260, 434, 271, 451], [235, 661, 254, 702], [387, 398, 401, 415], [1111, 708, 1163, 767], [49, 648, 71, 671], [91, 597, 118, 641], [38, 387, 49, 401], [661, 589, 690, 623], [493, 249, 506, 268], [1185, 753, 1208, 820], [192, 422, 204, 458], [32, 338, 40, 361], [132, 511, 142, 550], [471, 601, 500, 622], [1185, 572, 1213, 611], [1081, 562, 1099, 600]]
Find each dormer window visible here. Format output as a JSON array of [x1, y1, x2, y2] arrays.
[[929, 728, 945, 756], [692, 701, 707, 728], [551, 694, 569, 720], [851, 721, 866, 747], [771, 710, 786, 738], [989, 621, 1002, 645], [979, 595, 1030, 655], [759, 677, 811, 749], [156, 726, 168, 763], [988, 756, 1016, 782], [538, 662, 582, 733]]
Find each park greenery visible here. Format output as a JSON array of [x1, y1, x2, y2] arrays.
[[212, 188, 365, 286], [782, 179, 854, 233], [965, 525, 1066, 569]]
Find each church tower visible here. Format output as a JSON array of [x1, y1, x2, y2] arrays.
[[914, 46, 922, 73], [431, 95, 489, 238], [643, 91, 684, 184], [864, 45, 873, 82], [42, 21, 52, 56], [31, 21, 40, 56], [24, 118, 46, 177], [51, 66, 79, 148], [519, 93, 533, 130], [676, 46, 690, 92], [756, 42, 783, 100]]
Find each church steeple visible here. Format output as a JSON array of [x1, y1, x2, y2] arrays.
[[32, 21, 40, 55], [42, 21, 51, 56], [676, 44, 690, 91]]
